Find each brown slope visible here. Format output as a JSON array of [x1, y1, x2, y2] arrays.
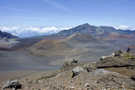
[[64, 33, 96, 42], [29, 39, 73, 56], [103, 32, 134, 41], [29, 33, 99, 63]]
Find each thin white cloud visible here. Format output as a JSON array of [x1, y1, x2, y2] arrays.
[[42, 0, 70, 12], [114, 25, 135, 30], [0, 25, 72, 37], [0, 26, 19, 31]]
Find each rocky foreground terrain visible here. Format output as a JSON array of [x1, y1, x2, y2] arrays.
[[1, 49, 135, 90]]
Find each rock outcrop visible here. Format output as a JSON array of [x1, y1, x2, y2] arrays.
[[97, 51, 135, 68], [1, 49, 135, 90], [72, 66, 85, 78], [2, 80, 22, 90]]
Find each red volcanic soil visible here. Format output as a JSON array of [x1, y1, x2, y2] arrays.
[[104, 33, 134, 40]]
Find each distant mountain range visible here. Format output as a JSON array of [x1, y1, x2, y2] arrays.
[[0, 24, 135, 38], [0, 30, 17, 39], [56, 23, 135, 38], [0, 30, 19, 50], [1, 23, 135, 65], [29, 23, 135, 64]]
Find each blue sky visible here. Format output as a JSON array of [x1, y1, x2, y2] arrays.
[[0, 0, 135, 27]]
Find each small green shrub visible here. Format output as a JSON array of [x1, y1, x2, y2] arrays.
[[123, 53, 135, 60]]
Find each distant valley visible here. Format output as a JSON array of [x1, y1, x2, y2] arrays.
[[0, 23, 135, 71]]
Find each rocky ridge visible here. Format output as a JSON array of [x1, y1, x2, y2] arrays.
[[1, 49, 135, 90]]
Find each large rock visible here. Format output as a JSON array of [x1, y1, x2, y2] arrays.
[[72, 66, 84, 78], [3, 80, 22, 90], [61, 59, 79, 71], [96, 52, 135, 68]]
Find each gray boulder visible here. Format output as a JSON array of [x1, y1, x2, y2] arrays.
[[3, 80, 22, 90], [72, 66, 84, 78], [131, 75, 135, 81]]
